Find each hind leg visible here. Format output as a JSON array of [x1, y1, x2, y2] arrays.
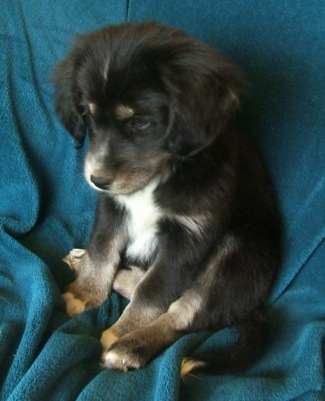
[[112, 266, 145, 300]]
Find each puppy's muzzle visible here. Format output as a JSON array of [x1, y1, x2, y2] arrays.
[[90, 175, 112, 191]]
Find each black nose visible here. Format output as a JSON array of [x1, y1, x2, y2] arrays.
[[90, 175, 112, 190]]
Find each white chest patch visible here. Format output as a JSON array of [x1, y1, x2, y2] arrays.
[[116, 180, 163, 263]]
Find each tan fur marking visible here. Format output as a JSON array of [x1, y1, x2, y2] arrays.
[[62, 292, 86, 316], [100, 328, 119, 349], [181, 358, 207, 381], [115, 105, 135, 120], [89, 103, 97, 115]]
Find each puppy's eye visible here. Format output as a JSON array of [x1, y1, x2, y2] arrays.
[[132, 116, 151, 130]]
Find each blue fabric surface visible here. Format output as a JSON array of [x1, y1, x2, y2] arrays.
[[0, 1, 324, 400]]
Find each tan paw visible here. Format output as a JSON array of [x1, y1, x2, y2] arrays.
[[62, 291, 86, 316], [101, 349, 140, 372], [100, 328, 119, 349], [100, 333, 150, 372], [101, 344, 143, 372], [180, 358, 207, 381]]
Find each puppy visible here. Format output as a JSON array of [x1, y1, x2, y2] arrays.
[[54, 21, 281, 378]]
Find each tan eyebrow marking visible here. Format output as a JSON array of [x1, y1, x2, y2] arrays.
[[89, 103, 97, 115], [115, 105, 135, 120]]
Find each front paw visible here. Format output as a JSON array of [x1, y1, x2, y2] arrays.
[[63, 248, 86, 272], [100, 327, 120, 349], [101, 334, 149, 372], [62, 249, 108, 316], [62, 290, 86, 316]]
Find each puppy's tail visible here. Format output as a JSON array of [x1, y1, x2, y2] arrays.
[[181, 309, 268, 380]]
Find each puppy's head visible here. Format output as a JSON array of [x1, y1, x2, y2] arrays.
[[54, 22, 243, 195]]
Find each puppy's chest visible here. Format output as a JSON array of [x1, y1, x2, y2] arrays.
[[117, 183, 163, 264]]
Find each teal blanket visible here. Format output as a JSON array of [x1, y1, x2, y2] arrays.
[[1, 1, 324, 400]]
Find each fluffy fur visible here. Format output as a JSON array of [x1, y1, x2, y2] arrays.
[[54, 21, 281, 378]]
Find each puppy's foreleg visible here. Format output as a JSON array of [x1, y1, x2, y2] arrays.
[[101, 289, 204, 371], [63, 248, 119, 316], [100, 223, 207, 349], [100, 264, 197, 350], [62, 197, 127, 316]]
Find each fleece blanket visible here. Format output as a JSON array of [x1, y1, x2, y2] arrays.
[[1, 1, 324, 400]]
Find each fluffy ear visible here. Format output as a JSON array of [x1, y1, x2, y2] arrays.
[[165, 46, 244, 156], [53, 51, 87, 147]]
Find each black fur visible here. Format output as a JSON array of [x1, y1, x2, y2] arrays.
[[54, 21, 281, 376]]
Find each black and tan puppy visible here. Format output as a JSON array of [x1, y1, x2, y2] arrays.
[[54, 21, 281, 378]]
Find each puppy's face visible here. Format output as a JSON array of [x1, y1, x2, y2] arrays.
[[54, 22, 243, 195], [83, 90, 170, 195]]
